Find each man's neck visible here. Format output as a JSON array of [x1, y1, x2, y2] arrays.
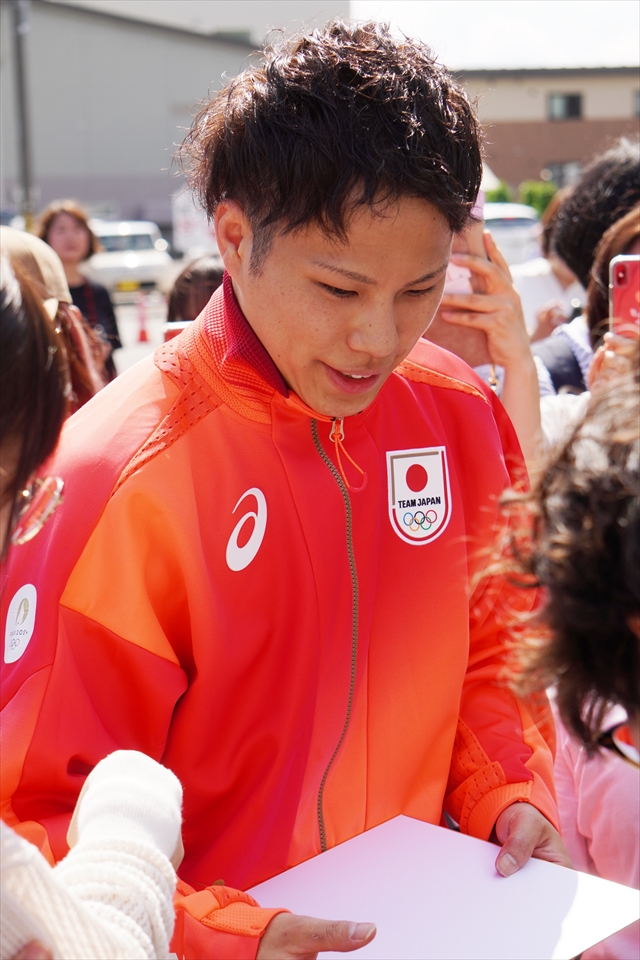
[[220, 272, 289, 397]]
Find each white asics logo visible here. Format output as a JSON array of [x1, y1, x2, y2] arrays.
[[225, 488, 267, 571]]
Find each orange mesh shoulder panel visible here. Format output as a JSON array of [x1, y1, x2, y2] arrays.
[[114, 341, 222, 493], [397, 338, 492, 405], [181, 307, 276, 425]]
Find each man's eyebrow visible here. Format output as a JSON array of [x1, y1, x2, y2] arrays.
[[402, 263, 450, 287], [311, 260, 376, 285], [311, 260, 449, 287]]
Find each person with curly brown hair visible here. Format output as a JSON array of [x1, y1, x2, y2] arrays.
[[510, 367, 639, 749], [2, 21, 567, 959], [502, 364, 639, 959]]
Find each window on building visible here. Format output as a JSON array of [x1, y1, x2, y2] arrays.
[[548, 93, 582, 120]]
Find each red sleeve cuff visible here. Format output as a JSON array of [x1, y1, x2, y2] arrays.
[[172, 880, 289, 959]]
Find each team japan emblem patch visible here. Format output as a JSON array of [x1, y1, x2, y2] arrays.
[[386, 446, 452, 545]]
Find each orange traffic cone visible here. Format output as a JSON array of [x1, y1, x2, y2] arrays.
[[137, 290, 149, 343]]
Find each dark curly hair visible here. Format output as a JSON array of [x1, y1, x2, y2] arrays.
[[502, 364, 640, 750], [179, 20, 482, 265], [553, 138, 640, 289]]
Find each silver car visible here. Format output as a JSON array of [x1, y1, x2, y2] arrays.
[[85, 220, 172, 291], [483, 203, 541, 266]]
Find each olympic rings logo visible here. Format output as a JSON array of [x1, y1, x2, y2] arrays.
[[402, 509, 437, 532]]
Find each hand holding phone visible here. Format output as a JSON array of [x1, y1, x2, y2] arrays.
[[609, 255, 640, 337]]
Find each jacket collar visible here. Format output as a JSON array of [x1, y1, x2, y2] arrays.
[[178, 272, 289, 422], [215, 272, 289, 397]]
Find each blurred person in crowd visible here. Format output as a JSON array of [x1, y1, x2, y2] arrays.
[[425, 202, 543, 472], [167, 254, 224, 323], [1, 255, 183, 960], [585, 204, 640, 350], [39, 200, 122, 380], [510, 188, 585, 341], [0, 254, 69, 559], [540, 204, 640, 450], [502, 364, 639, 960], [532, 138, 640, 396], [0, 227, 106, 412], [1, 22, 569, 959]]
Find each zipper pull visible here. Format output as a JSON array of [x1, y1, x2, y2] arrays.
[[329, 418, 344, 442], [329, 417, 367, 492]]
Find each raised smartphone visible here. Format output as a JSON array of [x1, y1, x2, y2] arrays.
[[609, 254, 640, 336]]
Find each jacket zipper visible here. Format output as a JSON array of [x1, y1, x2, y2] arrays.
[[310, 418, 360, 852]]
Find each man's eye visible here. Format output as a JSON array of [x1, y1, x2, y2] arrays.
[[406, 286, 435, 298], [321, 283, 356, 298]]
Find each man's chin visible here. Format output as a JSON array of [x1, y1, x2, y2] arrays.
[[306, 385, 385, 419]]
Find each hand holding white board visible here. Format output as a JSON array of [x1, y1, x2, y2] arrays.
[[248, 816, 639, 959]]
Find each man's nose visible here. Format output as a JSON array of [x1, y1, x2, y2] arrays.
[[347, 303, 400, 359]]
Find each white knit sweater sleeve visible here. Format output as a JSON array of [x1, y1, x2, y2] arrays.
[[1, 751, 182, 960]]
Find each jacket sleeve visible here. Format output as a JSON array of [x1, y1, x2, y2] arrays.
[[1, 474, 286, 959], [172, 881, 287, 960], [443, 390, 559, 840], [444, 572, 559, 839]]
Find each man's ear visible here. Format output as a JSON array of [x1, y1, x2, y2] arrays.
[[214, 201, 251, 279]]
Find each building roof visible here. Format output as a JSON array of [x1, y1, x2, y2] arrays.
[[37, 0, 256, 50], [455, 66, 640, 81]]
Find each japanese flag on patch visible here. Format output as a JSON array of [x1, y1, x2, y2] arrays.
[[386, 447, 452, 545]]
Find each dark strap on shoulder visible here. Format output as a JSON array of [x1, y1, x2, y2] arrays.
[[532, 336, 586, 393]]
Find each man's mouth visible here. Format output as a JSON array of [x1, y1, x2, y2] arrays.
[[324, 364, 384, 394]]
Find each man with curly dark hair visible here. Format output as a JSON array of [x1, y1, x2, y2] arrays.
[[2, 21, 567, 958]]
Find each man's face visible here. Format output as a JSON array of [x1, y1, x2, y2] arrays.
[[217, 197, 452, 418]]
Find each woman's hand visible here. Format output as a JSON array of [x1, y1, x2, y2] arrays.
[[530, 300, 569, 343], [588, 330, 639, 392], [439, 231, 532, 372], [440, 231, 543, 469]]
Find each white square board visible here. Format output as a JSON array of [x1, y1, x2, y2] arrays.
[[248, 816, 639, 959]]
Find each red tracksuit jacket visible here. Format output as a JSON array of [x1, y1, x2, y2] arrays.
[[1, 276, 557, 957]]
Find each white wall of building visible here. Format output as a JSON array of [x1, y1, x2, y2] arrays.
[[46, 0, 350, 43], [1, 0, 349, 223]]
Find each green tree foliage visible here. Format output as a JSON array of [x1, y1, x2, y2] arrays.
[[518, 180, 557, 216], [485, 181, 514, 203]]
